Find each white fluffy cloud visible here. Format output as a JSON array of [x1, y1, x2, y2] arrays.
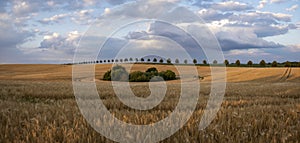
[[286, 4, 299, 11], [211, 1, 253, 11]]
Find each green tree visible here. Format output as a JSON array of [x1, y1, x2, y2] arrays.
[[271, 61, 278, 67], [224, 60, 229, 66], [235, 60, 241, 67], [103, 65, 129, 81], [259, 60, 266, 67], [135, 58, 139, 62], [159, 70, 176, 80], [247, 61, 253, 67], [141, 58, 144, 62], [147, 58, 151, 62], [213, 60, 218, 64], [153, 58, 157, 63], [129, 71, 149, 82], [159, 58, 164, 63], [193, 59, 197, 64], [285, 61, 291, 67], [175, 59, 179, 64], [203, 60, 207, 65], [167, 58, 171, 64], [129, 58, 133, 62], [145, 67, 158, 73], [298, 62, 300, 67], [184, 59, 188, 64]]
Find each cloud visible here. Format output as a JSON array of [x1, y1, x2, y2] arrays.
[[286, 4, 299, 11], [0, 13, 33, 49], [210, 1, 253, 12], [270, 0, 289, 3], [39, 13, 69, 24], [71, 9, 95, 25], [38, 31, 80, 56], [287, 44, 300, 52], [215, 28, 284, 51], [257, 0, 268, 9], [198, 9, 233, 21]]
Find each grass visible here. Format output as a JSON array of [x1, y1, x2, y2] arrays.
[[0, 64, 299, 142]]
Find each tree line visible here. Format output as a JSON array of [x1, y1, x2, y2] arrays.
[[68, 58, 300, 67]]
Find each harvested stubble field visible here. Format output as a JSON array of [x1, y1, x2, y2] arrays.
[[0, 64, 299, 142]]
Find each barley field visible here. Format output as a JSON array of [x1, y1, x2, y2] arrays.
[[0, 64, 299, 142]]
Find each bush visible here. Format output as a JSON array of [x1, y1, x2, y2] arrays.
[[103, 65, 128, 81], [145, 67, 158, 73], [103, 66, 176, 82], [159, 70, 176, 80], [103, 70, 111, 80], [129, 71, 149, 82]]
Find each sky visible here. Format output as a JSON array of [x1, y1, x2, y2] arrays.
[[0, 0, 299, 64]]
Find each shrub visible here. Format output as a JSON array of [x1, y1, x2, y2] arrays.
[[159, 70, 176, 80], [145, 67, 158, 73], [129, 71, 149, 82], [103, 65, 129, 81], [103, 70, 111, 80], [103, 66, 176, 82]]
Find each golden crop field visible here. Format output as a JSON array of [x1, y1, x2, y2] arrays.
[[0, 64, 299, 142]]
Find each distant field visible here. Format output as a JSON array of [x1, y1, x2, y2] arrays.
[[0, 64, 299, 142]]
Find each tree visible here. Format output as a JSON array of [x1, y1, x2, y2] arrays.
[[298, 62, 300, 67], [104, 60, 106, 63], [120, 59, 123, 62], [129, 58, 133, 62], [100, 60, 103, 63], [124, 58, 129, 62], [284, 61, 291, 67], [103, 65, 129, 81], [111, 59, 114, 63], [135, 58, 139, 62], [247, 61, 253, 67], [175, 59, 179, 64], [107, 60, 110, 63], [259, 60, 266, 67], [167, 58, 171, 64], [235, 60, 241, 67], [193, 59, 197, 64], [159, 58, 164, 63], [203, 60, 207, 65], [271, 61, 278, 67], [147, 58, 151, 62], [145, 67, 158, 73], [115, 59, 118, 63], [153, 58, 157, 63], [141, 58, 144, 62], [184, 59, 188, 64], [224, 60, 229, 66], [213, 60, 218, 64]]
